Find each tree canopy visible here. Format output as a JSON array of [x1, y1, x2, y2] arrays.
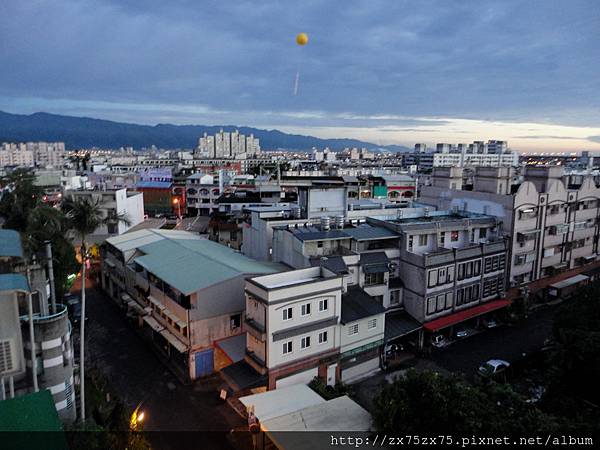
[[373, 370, 557, 436]]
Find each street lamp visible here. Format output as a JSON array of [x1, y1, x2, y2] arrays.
[[130, 403, 145, 431], [172, 197, 181, 220]]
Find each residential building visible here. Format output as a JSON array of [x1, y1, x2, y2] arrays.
[[0, 143, 34, 167], [100, 229, 282, 381], [227, 266, 385, 391], [64, 189, 144, 240], [0, 230, 76, 422], [136, 168, 173, 216], [420, 166, 600, 288], [196, 130, 260, 159]]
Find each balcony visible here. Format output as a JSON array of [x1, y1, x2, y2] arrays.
[[245, 349, 267, 375], [244, 316, 266, 341]]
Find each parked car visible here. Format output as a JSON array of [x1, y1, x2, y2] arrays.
[[478, 359, 510, 378], [431, 335, 451, 349], [482, 317, 499, 329], [454, 327, 473, 339]]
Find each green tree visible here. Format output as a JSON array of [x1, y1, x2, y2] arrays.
[[62, 196, 129, 423], [541, 282, 600, 432], [373, 369, 557, 436], [0, 169, 77, 302], [0, 168, 44, 230], [25, 205, 79, 301]]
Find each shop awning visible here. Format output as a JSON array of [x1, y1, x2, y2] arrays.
[[160, 329, 188, 353], [363, 263, 389, 274], [423, 299, 511, 332], [143, 315, 165, 333], [549, 274, 589, 290]]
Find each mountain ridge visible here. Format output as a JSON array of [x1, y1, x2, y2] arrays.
[[0, 110, 411, 152]]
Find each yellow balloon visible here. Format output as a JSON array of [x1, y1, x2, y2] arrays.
[[296, 33, 308, 46]]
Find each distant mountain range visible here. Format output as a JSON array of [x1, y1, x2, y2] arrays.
[[0, 110, 411, 152]]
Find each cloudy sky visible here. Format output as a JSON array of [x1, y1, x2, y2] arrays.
[[1, 0, 599, 152]]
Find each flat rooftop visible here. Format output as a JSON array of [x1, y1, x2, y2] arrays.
[[249, 266, 337, 290]]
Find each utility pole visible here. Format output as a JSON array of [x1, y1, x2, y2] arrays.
[[26, 265, 38, 393], [44, 241, 57, 314]]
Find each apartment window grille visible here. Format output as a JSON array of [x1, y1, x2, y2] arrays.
[[348, 324, 359, 335], [283, 307, 293, 321], [301, 336, 311, 349], [301, 303, 311, 316], [367, 318, 377, 330], [318, 331, 328, 344]]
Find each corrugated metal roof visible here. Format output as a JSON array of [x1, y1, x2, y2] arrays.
[[133, 234, 280, 295], [0, 229, 23, 258], [0, 273, 30, 293], [385, 311, 422, 340], [261, 395, 371, 433], [240, 384, 325, 422], [341, 286, 386, 324], [344, 225, 399, 241], [136, 180, 172, 189], [359, 251, 390, 265], [290, 228, 349, 242]]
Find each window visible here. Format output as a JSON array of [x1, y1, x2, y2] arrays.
[[437, 267, 447, 285], [439, 232, 446, 246], [319, 299, 328, 312], [408, 235, 414, 251], [436, 294, 445, 311], [282, 341, 292, 354], [418, 235, 428, 246], [445, 292, 453, 309], [230, 313, 241, 330], [301, 303, 311, 316], [283, 307, 293, 321], [317, 241, 324, 248], [364, 272, 384, 286], [348, 324, 359, 335], [367, 318, 377, 329], [427, 296, 436, 314], [428, 269, 437, 288], [390, 289, 401, 305], [451, 231, 459, 242], [301, 336, 311, 349], [318, 331, 328, 344], [480, 228, 487, 239]]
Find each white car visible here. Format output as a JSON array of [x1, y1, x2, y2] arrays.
[[478, 359, 510, 377], [482, 318, 499, 329]]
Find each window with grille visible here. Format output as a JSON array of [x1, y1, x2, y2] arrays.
[[0, 340, 14, 374]]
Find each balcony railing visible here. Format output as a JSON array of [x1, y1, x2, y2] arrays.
[[244, 316, 267, 341]]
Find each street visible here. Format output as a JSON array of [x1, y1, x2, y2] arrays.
[[82, 283, 248, 449], [431, 306, 556, 376], [353, 305, 557, 412]]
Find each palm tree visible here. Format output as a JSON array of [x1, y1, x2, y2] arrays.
[[62, 196, 130, 422]]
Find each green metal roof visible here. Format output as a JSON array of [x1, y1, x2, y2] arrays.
[[0, 273, 30, 293], [0, 390, 63, 432], [135, 237, 281, 295], [0, 229, 24, 258]]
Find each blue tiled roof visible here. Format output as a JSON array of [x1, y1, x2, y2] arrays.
[[136, 181, 172, 189], [0, 274, 30, 293], [0, 229, 23, 258]]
